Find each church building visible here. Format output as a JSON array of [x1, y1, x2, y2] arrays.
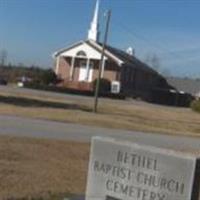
[[53, 0, 172, 101]]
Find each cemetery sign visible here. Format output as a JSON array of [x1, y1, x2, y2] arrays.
[[86, 137, 200, 200]]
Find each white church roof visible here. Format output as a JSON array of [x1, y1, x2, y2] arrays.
[[53, 40, 124, 66]]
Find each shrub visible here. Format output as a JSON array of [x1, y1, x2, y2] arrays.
[[190, 100, 200, 112], [40, 69, 57, 85], [92, 78, 111, 94]]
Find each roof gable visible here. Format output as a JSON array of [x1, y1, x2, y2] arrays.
[[53, 41, 105, 60], [53, 41, 84, 57], [53, 40, 124, 66]]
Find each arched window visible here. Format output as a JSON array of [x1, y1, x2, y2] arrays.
[[76, 50, 87, 57]]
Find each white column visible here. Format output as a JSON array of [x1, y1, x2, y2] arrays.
[[55, 56, 60, 75], [101, 58, 106, 78], [85, 58, 90, 81], [70, 57, 75, 80]]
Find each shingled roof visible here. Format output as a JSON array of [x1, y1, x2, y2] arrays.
[[87, 40, 159, 75], [102, 44, 158, 74]]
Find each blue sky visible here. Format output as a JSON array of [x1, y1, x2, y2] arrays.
[[0, 0, 200, 77]]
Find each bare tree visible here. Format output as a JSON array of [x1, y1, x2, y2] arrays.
[[144, 53, 161, 72], [151, 54, 160, 71], [161, 68, 171, 77], [0, 49, 8, 66]]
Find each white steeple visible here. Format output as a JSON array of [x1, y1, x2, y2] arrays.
[[88, 0, 100, 42]]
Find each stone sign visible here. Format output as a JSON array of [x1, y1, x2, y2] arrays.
[[86, 137, 200, 200]]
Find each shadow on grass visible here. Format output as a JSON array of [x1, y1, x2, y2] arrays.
[[0, 95, 92, 112]]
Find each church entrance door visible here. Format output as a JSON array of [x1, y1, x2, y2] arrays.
[[79, 61, 93, 82]]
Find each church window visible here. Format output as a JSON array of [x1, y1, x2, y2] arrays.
[[76, 51, 87, 57]]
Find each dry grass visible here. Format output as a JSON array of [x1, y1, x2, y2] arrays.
[[0, 89, 200, 199], [0, 88, 200, 198], [0, 89, 200, 137], [0, 135, 90, 199]]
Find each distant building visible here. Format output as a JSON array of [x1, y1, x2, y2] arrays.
[[53, 0, 178, 103], [167, 77, 200, 99]]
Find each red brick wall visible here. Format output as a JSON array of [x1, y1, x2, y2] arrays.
[[56, 57, 71, 80], [56, 57, 121, 91], [92, 60, 119, 82]]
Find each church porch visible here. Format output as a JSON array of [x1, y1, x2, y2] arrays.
[[56, 56, 99, 91], [56, 56, 120, 92]]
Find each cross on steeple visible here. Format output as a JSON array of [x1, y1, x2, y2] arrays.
[[88, 0, 100, 42]]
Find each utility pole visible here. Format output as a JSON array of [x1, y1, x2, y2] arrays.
[[94, 10, 111, 113]]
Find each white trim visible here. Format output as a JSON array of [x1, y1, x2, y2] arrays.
[[53, 40, 124, 67], [55, 56, 60, 75], [78, 60, 93, 82], [59, 42, 105, 60], [85, 59, 90, 81], [52, 40, 85, 58], [79, 61, 86, 81], [70, 57, 75, 80], [88, 61, 94, 82], [101, 58, 106, 78]]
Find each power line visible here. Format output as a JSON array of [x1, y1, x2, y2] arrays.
[[112, 19, 200, 64]]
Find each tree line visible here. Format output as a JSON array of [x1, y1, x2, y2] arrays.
[[0, 63, 57, 85]]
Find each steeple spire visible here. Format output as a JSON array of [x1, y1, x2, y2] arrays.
[[88, 0, 100, 42]]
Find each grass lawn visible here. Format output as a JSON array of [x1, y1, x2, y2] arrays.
[[0, 88, 200, 137], [0, 135, 89, 199]]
